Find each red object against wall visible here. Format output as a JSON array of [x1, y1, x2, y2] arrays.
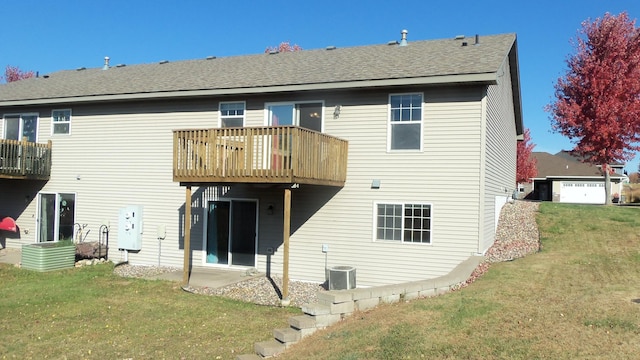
[[0, 217, 17, 232]]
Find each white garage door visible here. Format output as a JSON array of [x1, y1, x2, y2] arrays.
[[560, 182, 605, 204]]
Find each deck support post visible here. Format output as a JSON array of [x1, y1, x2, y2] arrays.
[[182, 185, 192, 286], [20, 137, 27, 175], [282, 187, 291, 305]]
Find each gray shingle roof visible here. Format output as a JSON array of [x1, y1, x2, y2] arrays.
[[0, 33, 517, 105]]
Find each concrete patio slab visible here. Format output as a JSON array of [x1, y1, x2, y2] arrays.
[[0, 247, 260, 290]]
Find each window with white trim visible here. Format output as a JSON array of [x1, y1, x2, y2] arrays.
[[52, 109, 71, 135], [220, 102, 245, 127], [389, 93, 423, 150], [375, 202, 431, 243]]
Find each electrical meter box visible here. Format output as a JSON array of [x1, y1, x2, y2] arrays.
[[118, 205, 143, 250]]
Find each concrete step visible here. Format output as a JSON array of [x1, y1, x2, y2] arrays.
[[235, 354, 262, 360], [273, 327, 301, 344], [314, 313, 342, 328], [288, 314, 316, 330], [301, 303, 331, 316], [255, 339, 285, 357]]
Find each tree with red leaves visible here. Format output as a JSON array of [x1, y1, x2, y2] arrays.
[[547, 12, 640, 205], [265, 41, 302, 53], [516, 128, 537, 185], [2, 65, 35, 83]]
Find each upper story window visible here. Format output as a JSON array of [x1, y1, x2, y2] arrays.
[[266, 102, 323, 132], [220, 102, 245, 127], [3, 113, 38, 142], [389, 93, 423, 150], [52, 109, 71, 135], [375, 202, 432, 244]]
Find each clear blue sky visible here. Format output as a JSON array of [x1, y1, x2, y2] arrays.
[[3, 0, 640, 172]]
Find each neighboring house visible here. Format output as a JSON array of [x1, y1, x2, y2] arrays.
[[0, 32, 523, 287], [527, 152, 627, 204]]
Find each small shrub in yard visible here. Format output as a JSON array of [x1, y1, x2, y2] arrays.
[[622, 184, 640, 203]]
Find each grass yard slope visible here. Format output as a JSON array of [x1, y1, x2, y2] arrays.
[[280, 203, 640, 360], [0, 263, 298, 359], [2, 203, 639, 359]]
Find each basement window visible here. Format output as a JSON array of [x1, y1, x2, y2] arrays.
[[374, 202, 432, 244]]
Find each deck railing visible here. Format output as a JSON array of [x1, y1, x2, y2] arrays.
[[173, 126, 348, 186], [0, 138, 52, 180]]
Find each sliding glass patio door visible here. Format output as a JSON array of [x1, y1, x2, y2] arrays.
[[38, 193, 75, 242], [206, 200, 257, 267]]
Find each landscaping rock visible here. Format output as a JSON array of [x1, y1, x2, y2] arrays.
[[460, 200, 540, 288]]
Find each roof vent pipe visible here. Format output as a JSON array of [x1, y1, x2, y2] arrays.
[[474, 34, 480, 45], [399, 29, 408, 46], [102, 56, 110, 70]]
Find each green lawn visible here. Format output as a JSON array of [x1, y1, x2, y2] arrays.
[[0, 263, 299, 359], [3, 203, 640, 360], [279, 203, 640, 359]]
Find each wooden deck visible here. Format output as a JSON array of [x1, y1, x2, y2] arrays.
[[0, 139, 52, 180], [173, 126, 348, 186]]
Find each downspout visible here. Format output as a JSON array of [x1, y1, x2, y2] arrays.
[[477, 89, 488, 254]]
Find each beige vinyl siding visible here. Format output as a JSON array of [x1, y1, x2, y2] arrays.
[[0, 179, 40, 246], [70, 100, 217, 266], [480, 59, 518, 252], [3, 100, 220, 268], [1, 108, 49, 247], [259, 87, 486, 286], [2, 84, 499, 287]]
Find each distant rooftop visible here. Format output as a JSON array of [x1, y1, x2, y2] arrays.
[[533, 152, 626, 179]]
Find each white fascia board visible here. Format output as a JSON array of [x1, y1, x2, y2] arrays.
[[0, 73, 497, 107]]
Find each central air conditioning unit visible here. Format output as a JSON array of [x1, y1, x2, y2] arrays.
[[328, 266, 356, 290]]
